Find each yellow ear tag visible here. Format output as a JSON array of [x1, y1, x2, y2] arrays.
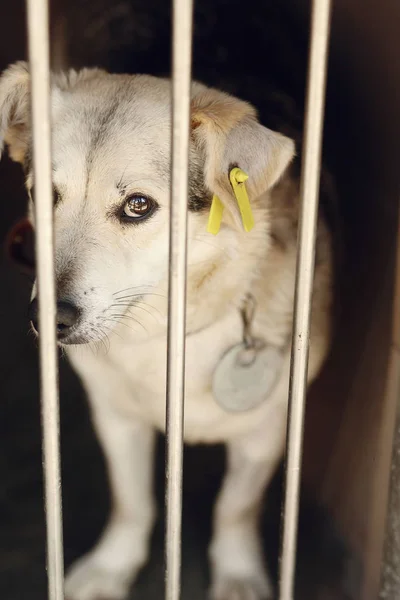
[[207, 194, 224, 235], [207, 167, 254, 234], [229, 167, 254, 232]]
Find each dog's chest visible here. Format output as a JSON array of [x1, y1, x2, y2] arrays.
[[107, 311, 245, 440], [69, 302, 290, 443]]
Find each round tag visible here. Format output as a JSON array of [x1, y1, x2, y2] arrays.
[[212, 342, 283, 413]]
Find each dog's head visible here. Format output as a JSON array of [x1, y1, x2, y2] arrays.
[[0, 62, 295, 345]]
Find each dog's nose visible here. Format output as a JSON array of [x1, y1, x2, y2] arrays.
[[29, 298, 80, 338]]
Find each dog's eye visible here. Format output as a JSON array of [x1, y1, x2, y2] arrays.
[[122, 195, 154, 220]]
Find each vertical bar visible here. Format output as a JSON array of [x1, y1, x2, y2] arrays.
[[279, 1, 332, 599], [26, 1, 64, 599], [165, 0, 194, 598]]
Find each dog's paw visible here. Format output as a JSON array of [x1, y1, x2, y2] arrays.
[[210, 576, 273, 600], [65, 555, 133, 600]]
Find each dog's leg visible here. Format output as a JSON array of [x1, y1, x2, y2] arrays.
[[65, 403, 156, 600], [209, 404, 287, 600]]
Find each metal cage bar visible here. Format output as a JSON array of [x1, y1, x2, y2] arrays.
[[165, 0, 194, 598], [279, 1, 332, 599], [26, 0, 64, 599]]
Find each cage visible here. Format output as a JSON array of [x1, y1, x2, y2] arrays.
[[0, 1, 399, 599]]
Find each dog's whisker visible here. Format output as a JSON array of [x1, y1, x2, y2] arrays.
[[85, 332, 100, 358], [103, 317, 143, 335], [127, 304, 159, 323], [97, 337, 106, 355], [113, 292, 166, 302], [101, 323, 124, 345], [110, 312, 148, 334], [110, 302, 162, 324], [94, 331, 108, 356], [87, 331, 101, 357], [111, 300, 164, 318], [113, 284, 167, 297], [134, 300, 165, 319], [100, 330, 110, 355], [100, 322, 125, 343]]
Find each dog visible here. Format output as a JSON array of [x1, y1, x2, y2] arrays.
[[0, 61, 333, 600]]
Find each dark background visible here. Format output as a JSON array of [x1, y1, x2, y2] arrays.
[[0, 1, 399, 598]]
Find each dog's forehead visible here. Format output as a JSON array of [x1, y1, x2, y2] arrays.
[[51, 75, 172, 187]]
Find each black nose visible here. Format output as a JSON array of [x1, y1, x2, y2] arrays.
[[29, 299, 80, 338]]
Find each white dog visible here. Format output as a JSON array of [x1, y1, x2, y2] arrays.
[[0, 62, 333, 600]]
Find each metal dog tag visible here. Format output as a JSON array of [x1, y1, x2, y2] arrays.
[[212, 341, 283, 413]]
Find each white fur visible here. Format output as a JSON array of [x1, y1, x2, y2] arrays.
[[0, 63, 333, 600]]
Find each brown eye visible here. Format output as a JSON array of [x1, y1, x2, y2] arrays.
[[122, 195, 154, 220]]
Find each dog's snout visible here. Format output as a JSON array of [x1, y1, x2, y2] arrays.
[[29, 298, 80, 338], [56, 301, 80, 336]]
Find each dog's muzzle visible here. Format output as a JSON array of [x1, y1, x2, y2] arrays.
[[29, 298, 81, 341]]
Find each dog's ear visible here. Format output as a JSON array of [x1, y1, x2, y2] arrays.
[[0, 62, 107, 164], [0, 61, 31, 163], [191, 85, 295, 228]]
